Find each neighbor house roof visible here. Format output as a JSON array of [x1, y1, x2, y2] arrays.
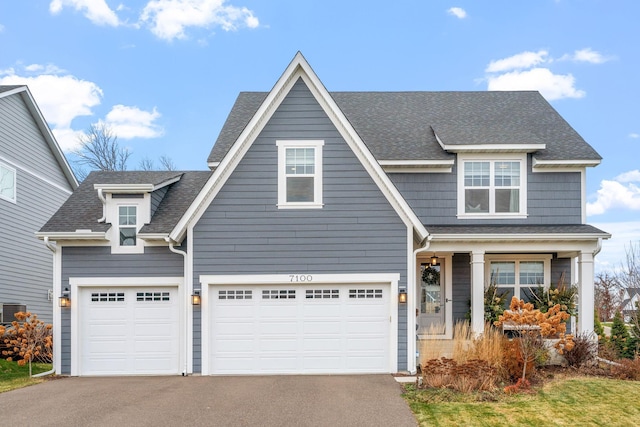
[[208, 90, 601, 165], [39, 170, 212, 234]]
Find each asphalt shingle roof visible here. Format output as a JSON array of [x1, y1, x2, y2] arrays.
[[208, 90, 601, 164], [40, 171, 212, 234]]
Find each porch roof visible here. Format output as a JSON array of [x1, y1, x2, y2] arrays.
[[426, 224, 610, 240]]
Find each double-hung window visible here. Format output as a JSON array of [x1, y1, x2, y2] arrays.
[[118, 206, 137, 246], [458, 156, 526, 217], [277, 140, 323, 208], [0, 162, 16, 203]]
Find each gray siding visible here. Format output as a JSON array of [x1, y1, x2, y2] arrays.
[[150, 186, 168, 218], [389, 157, 582, 226], [0, 93, 74, 324], [452, 253, 471, 324], [193, 78, 409, 371], [59, 246, 184, 374]]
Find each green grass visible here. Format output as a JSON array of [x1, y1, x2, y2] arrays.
[[403, 377, 640, 426], [0, 359, 53, 393]]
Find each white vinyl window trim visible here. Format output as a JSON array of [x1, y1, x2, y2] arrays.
[[277, 140, 324, 209], [484, 254, 552, 300], [0, 162, 16, 203], [457, 154, 527, 219], [107, 194, 150, 254]]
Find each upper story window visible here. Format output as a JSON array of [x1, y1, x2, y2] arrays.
[[118, 206, 137, 246], [457, 155, 527, 218], [0, 162, 16, 203], [277, 140, 323, 209]]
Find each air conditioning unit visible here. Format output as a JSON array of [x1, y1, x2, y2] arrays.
[[1, 304, 27, 323]]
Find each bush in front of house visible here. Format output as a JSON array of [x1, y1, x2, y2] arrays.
[[564, 332, 598, 368], [610, 311, 635, 359], [0, 312, 52, 377]]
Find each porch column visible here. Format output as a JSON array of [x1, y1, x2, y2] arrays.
[[577, 251, 595, 334], [470, 250, 485, 335]]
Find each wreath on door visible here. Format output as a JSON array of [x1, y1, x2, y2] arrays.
[[422, 266, 440, 286]]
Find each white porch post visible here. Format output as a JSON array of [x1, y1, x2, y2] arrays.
[[577, 251, 595, 334], [470, 250, 485, 335]]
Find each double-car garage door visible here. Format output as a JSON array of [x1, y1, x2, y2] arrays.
[[207, 284, 391, 375]]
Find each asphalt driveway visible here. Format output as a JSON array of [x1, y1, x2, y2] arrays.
[[0, 375, 417, 426]]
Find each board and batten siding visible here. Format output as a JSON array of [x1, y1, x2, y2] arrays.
[[59, 246, 184, 374], [0, 93, 74, 324], [389, 157, 582, 225], [192, 78, 409, 372]]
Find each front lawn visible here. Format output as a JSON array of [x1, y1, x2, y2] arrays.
[[403, 376, 640, 426], [0, 359, 52, 393]]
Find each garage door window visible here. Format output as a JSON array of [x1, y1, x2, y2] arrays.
[[91, 292, 125, 302], [136, 291, 170, 301], [218, 290, 252, 300], [305, 289, 339, 299], [349, 289, 383, 299], [262, 289, 296, 299]]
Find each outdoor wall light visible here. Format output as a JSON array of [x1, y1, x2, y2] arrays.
[[398, 290, 407, 304], [191, 290, 201, 306], [59, 288, 71, 308], [430, 255, 438, 266]]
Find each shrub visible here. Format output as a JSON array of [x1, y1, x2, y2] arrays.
[[564, 332, 598, 367], [420, 357, 499, 392], [610, 357, 640, 381], [610, 311, 634, 359], [483, 282, 510, 324], [525, 273, 577, 316], [0, 312, 52, 376]]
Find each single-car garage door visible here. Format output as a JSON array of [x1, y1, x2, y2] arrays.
[[208, 284, 390, 375], [79, 287, 180, 375]]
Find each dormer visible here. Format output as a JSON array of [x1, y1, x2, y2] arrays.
[[94, 174, 181, 254]]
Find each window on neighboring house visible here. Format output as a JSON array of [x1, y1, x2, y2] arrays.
[[488, 256, 550, 302], [0, 162, 16, 203], [277, 140, 323, 208], [459, 157, 526, 217], [118, 206, 137, 246]]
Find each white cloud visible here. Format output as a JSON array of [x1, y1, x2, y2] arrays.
[[487, 67, 585, 100], [447, 7, 467, 19], [485, 50, 549, 73], [140, 0, 259, 41], [630, 133, 639, 139], [561, 48, 611, 64], [103, 104, 164, 139], [587, 172, 640, 216], [590, 221, 640, 273], [49, 0, 120, 26]]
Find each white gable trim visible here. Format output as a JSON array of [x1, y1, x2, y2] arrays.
[[170, 52, 428, 242]]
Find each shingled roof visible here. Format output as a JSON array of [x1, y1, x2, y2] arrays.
[[208, 89, 601, 164], [39, 170, 212, 234]]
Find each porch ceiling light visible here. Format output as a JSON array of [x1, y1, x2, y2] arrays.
[[398, 290, 407, 304], [59, 288, 71, 308], [191, 290, 201, 306]]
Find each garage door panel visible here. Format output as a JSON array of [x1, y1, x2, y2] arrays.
[[209, 283, 391, 375]]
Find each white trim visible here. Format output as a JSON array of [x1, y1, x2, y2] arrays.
[[36, 231, 108, 240], [484, 254, 552, 299], [434, 132, 545, 153], [0, 155, 73, 196], [457, 153, 527, 219], [68, 276, 185, 376], [107, 194, 150, 254], [532, 158, 601, 170], [416, 254, 453, 340], [0, 161, 17, 203], [430, 232, 611, 242], [276, 140, 324, 209], [93, 176, 181, 193], [169, 52, 428, 243], [52, 247, 62, 374], [207, 162, 220, 169], [199, 273, 399, 375]]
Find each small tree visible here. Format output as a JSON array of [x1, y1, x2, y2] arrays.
[[610, 311, 634, 359], [495, 297, 574, 380], [0, 312, 53, 376], [73, 123, 130, 180], [594, 272, 623, 321]]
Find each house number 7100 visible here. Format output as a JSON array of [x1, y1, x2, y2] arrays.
[[289, 275, 313, 282]]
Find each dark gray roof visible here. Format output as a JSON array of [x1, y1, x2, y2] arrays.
[[427, 224, 609, 236], [208, 90, 601, 164], [40, 170, 212, 234]]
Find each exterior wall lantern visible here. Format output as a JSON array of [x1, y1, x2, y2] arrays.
[[398, 290, 407, 304], [59, 287, 71, 308], [191, 290, 201, 306], [430, 255, 438, 266]]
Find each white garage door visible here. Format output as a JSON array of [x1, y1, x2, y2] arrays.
[[79, 287, 180, 375], [209, 284, 390, 375]]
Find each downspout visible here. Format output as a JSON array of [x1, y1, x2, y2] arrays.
[[33, 237, 57, 378], [408, 234, 432, 374], [97, 188, 106, 223], [166, 237, 188, 376]]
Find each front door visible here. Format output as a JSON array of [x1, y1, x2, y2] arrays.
[[417, 261, 445, 335]]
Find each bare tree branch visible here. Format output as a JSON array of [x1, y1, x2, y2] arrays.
[[139, 157, 155, 171], [159, 155, 176, 171], [73, 123, 131, 173]]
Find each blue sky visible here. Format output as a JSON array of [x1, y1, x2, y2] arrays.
[[1, 1, 639, 272]]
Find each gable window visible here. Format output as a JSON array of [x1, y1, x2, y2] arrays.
[[118, 206, 137, 246], [458, 155, 526, 218], [277, 140, 323, 208], [0, 162, 16, 203], [486, 255, 551, 302]]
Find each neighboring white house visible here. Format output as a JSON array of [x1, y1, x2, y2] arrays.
[[622, 287, 640, 322]]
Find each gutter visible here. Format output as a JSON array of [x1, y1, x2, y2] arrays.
[[33, 237, 57, 378], [97, 189, 106, 223], [408, 234, 433, 374], [166, 237, 189, 376]]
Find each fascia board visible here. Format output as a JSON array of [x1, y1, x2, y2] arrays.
[[441, 143, 546, 153], [430, 232, 611, 242], [532, 158, 601, 170], [138, 233, 170, 241], [35, 231, 107, 240], [378, 160, 455, 166], [94, 183, 155, 192]]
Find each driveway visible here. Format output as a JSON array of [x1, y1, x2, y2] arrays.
[[0, 375, 417, 426]]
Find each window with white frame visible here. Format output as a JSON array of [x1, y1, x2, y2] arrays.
[[458, 156, 526, 217], [118, 206, 137, 246], [0, 162, 16, 203], [487, 256, 551, 302], [277, 140, 323, 208]]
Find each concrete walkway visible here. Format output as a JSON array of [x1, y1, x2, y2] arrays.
[[0, 375, 417, 427]]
